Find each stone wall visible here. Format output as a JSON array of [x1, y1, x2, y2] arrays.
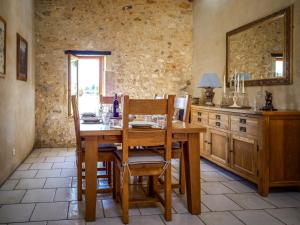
[[192, 0, 300, 109], [35, 0, 192, 147], [0, 0, 35, 184]]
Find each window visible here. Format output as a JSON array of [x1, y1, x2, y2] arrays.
[[66, 50, 111, 115]]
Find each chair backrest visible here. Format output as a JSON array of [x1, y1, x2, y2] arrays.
[[122, 95, 175, 163], [100, 95, 121, 104], [71, 95, 81, 152], [174, 95, 192, 123]]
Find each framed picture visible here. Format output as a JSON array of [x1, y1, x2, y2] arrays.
[[16, 33, 28, 81], [0, 16, 6, 78]]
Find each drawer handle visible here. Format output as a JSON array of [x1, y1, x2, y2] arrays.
[[240, 118, 247, 124], [215, 115, 221, 120], [197, 118, 202, 122], [215, 122, 221, 127], [240, 127, 247, 132], [197, 112, 202, 116]]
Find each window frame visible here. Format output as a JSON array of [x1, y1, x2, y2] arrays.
[[67, 54, 105, 116]]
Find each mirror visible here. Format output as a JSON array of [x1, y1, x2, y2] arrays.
[[226, 6, 293, 86]]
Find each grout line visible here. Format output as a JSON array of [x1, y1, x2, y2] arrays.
[[228, 210, 247, 225]]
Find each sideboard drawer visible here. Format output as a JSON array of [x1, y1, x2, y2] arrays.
[[231, 116, 258, 136], [209, 112, 229, 130], [191, 110, 208, 125]]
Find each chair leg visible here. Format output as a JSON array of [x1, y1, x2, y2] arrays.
[[122, 168, 129, 224], [164, 164, 172, 221], [148, 176, 158, 197], [77, 157, 83, 201], [113, 161, 117, 200], [108, 162, 112, 185], [179, 153, 186, 194]]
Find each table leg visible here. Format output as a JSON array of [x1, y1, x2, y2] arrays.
[[183, 133, 201, 214], [85, 136, 98, 221]]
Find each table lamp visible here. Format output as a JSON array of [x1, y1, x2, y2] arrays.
[[198, 73, 221, 106]]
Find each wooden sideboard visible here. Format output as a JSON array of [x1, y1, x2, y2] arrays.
[[191, 105, 300, 196]]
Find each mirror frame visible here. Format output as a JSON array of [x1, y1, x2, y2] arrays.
[[226, 6, 293, 86]]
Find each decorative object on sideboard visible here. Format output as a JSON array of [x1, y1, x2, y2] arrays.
[[198, 73, 221, 106], [222, 70, 250, 109], [261, 91, 277, 111]]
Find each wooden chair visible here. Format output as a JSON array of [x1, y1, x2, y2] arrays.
[[149, 95, 192, 194], [113, 95, 174, 224], [71, 95, 116, 200], [100, 95, 121, 104]]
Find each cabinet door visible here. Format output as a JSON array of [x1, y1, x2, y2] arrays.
[[200, 131, 211, 157], [231, 135, 258, 178], [210, 129, 229, 166]]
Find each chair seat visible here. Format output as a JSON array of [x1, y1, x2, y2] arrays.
[[81, 141, 117, 151], [115, 150, 164, 165]]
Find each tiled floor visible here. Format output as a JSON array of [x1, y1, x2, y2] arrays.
[[0, 148, 300, 225]]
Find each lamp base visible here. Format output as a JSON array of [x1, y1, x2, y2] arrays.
[[204, 87, 215, 106]]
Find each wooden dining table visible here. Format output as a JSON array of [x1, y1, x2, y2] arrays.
[[80, 120, 206, 221]]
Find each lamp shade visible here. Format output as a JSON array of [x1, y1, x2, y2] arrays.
[[198, 73, 221, 88]]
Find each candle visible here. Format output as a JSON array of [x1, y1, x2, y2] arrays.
[[223, 75, 226, 94], [242, 77, 245, 93], [237, 74, 240, 93], [234, 74, 237, 93]]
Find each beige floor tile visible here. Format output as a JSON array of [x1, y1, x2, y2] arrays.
[[44, 177, 72, 188], [30, 202, 69, 221], [61, 169, 77, 177], [201, 203, 210, 212], [68, 200, 104, 219], [35, 169, 61, 178], [129, 215, 164, 225], [226, 193, 276, 209], [10, 222, 47, 225], [200, 163, 219, 172], [48, 220, 85, 225], [217, 170, 244, 181], [232, 210, 283, 225], [24, 157, 46, 164], [266, 208, 300, 225], [0, 190, 26, 204], [199, 211, 244, 225], [39, 151, 59, 157], [221, 180, 255, 193], [201, 182, 235, 194], [263, 193, 300, 207], [22, 189, 56, 203], [287, 192, 300, 201], [16, 178, 46, 190], [172, 193, 188, 213], [65, 156, 76, 162], [30, 163, 53, 170], [54, 188, 77, 201], [52, 162, 76, 169], [164, 213, 205, 225], [201, 172, 228, 182], [0, 203, 35, 223], [45, 156, 65, 163], [201, 195, 242, 211], [0, 179, 19, 190], [102, 199, 140, 217], [17, 164, 32, 171], [10, 170, 38, 179], [86, 217, 123, 225]]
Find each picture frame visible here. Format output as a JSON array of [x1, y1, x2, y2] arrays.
[[0, 16, 6, 78], [16, 33, 28, 81]]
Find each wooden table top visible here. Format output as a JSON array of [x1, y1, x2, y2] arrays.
[[80, 120, 206, 136]]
